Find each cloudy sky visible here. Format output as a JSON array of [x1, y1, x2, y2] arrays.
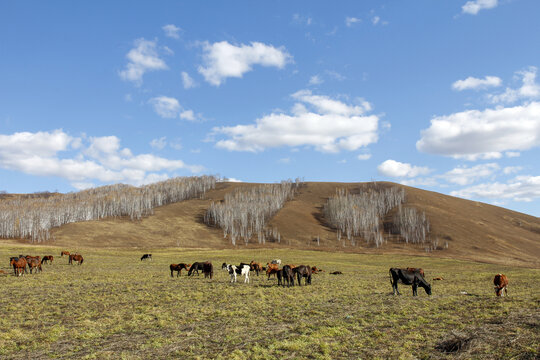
[[1, 1, 539, 216]]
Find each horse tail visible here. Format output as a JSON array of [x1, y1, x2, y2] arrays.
[[389, 269, 393, 286], [80, 258, 84, 265]]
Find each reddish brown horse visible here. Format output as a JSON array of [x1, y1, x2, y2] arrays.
[[494, 274, 509, 297], [407, 267, 425, 277], [311, 266, 323, 274], [266, 263, 279, 279], [249, 261, 263, 276], [170, 263, 191, 277], [41, 255, 54, 265], [27, 257, 42, 273], [69, 254, 84, 265], [10, 257, 27, 276], [61, 251, 70, 257]]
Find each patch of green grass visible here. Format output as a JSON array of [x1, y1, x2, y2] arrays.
[[0, 247, 538, 359]]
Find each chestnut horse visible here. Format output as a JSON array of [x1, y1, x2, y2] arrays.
[[69, 254, 84, 265], [170, 263, 191, 277], [60, 251, 70, 257], [494, 274, 509, 297], [41, 255, 54, 265], [27, 257, 42, 273], [249, 261, 263, 276], [10, 257, 27, 276]]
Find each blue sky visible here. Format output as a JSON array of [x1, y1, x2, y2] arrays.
[[1, 0, 539, 216]]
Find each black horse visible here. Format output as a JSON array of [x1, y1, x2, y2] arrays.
[[282, 265, 295, 287], [188, 262, 205, 276], [140, 254, 152, 261], [389, 268, 431, 296], [293, 265, 312, 286]]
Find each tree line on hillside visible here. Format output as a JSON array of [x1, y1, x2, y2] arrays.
[[0, 176, 216, 242], [204, 179, 302, 245], [323, 184, 432, 249]]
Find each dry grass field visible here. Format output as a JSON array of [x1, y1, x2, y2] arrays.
[[0, 246, 538, 359]]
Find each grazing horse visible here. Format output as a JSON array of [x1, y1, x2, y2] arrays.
[[282, 265, 294, 287], [329, 271, 342, 275], [293, 265, 312, 286], [170, 263, 191, 277], [141, 254, 152, 261], [271, 259, 281, 265], [222, 263, 250, 283], [10, 257, 27, 276], [69, 254, 84, 265], [60, 251, 70, 257], [202, 262, 213, 279], [27, 258, 42, 273], [249, 261, 263, 276], [311, 266, 323, 274], [266, 263, 280, 279], [41, 256, 54, 265], [494, 274, 509, 297], [390, 268, 431, 296], [188, 262, 205, 276]]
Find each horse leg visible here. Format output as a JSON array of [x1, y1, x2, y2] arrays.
[[412, 284, 418, 296]]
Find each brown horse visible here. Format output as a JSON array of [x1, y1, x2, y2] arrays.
[[69, 254, 84, 265], [407, 267, 425, 277], [249, 261, 263, 276], [203, 261, 213, 279], [266, 263, 279, 279], [170, 263, 191, 277], [494, 274, 509, 297], [311, 266, 323, 274], [27, 258, 42, 273], [293, 265, 312, 286], [10, 257, 27, 276], [41, 255, 54, 265], [61, 251, 70, 257]]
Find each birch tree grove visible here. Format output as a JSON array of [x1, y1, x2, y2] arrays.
[[392, 205, 430, 245], [204, 179, 302, 245], [0, 176, 216, 242], [323, 186, 405, 247]]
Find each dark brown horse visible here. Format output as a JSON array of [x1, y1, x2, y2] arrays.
[[293, 265, 312, 286], [250, 261, 263, 276], [69, 254, 84, 265], [41, 255, 54, 265], [188, 262, 204, 276], [282, 265, 295, 287], [10, 257, 27, 276], [60, 251, 70, 257], [203, 261, 213, 279], [170, 263, 191, 277]]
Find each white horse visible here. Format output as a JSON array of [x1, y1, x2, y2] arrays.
[[222, 263, 250, 283]]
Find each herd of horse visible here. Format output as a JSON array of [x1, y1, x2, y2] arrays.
[[8, 251, 84, 276], [5, 251, 510, 297]]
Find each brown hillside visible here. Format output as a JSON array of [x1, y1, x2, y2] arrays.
[[3, 182, 539, 268]]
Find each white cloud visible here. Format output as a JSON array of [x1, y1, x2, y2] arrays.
[[278, 158, 291, 164], [451, 175, 540, 202], [326, 70, 346, 81], [0, 130, 202, 188], [503, 166, 523, 175], [377, 160, 431, 178], [150, 96, 181, 118], [441, 163, 499, 185], [345, 17, 361, 27], [462, 0, 498, 15], [212, 90, 379, 153], [119, 39, 168, 85], [181, 71, 196, 89], [292, 14, 312, 26], [309, 75, 324, 85], [150, 137, 167, 150], [488, 67, 540, 104], [417, 101, 540, 160], [198, 41, 292, 86], [400, 177, 439, 187], [371, 16, 380, 25], [162, 24, 181, 39], [357, 154, 371, 160], [452, 75, 502, 91]]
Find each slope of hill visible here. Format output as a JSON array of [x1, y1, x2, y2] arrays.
[[2, 182, 539, 268]]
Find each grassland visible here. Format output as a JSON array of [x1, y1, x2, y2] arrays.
[[0, 246, 538, 359]]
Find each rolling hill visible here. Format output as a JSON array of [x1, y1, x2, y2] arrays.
[[3, 182, 539, 268]]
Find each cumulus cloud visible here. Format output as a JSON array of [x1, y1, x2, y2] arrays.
[[451, 175, 540, 202], [309, 75, 323, 85], [452, 76, 502, 91], [462, 0, 498, 15], [150, 137, 167, 150], [212, 90, 379, 153], [489, 67, 540, 104], [377, 160, 431, 178], [441, 163, 499, 185], [162, 24, 181, 39], [345, 17, 361, 27], [357, 154, 371, 160], [0, 130, 203, 188], [119, 39, 168, 85], [417, 101, 540, 160], [150, 96, 181, 118], [371, 16, 380, 25], [181, 71, 196, 89], [198, 41, 292, 86]]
